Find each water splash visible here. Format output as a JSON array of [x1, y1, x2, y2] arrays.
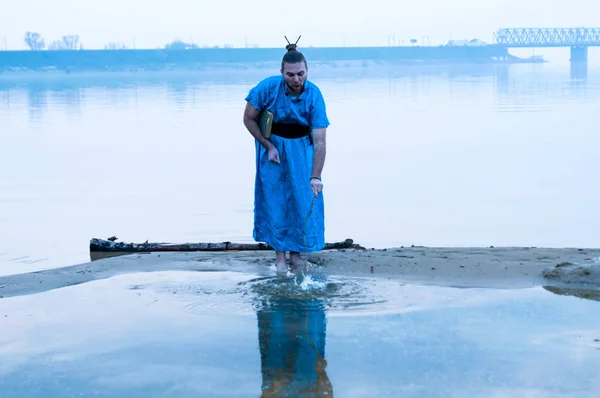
[[136, 269, 390, 317], [239, 271, 389, 315]]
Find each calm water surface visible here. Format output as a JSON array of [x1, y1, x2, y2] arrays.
[[0, 269, 599, 397], [1, 63, 600, 275]]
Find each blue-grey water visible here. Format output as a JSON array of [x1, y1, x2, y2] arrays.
[[1, 62, 600, 396], [2, 62, 600, 276], [0, 270, 599, 397]]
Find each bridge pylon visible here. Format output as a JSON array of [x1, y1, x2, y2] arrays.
[[570, 46, 588, 62]]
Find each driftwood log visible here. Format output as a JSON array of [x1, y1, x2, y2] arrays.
[[89, 237, 365, 253]]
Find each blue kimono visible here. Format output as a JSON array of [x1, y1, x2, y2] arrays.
[[245, 75, 330, 253], [257, 299, 331, 396]]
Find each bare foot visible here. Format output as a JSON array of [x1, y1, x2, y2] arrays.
[[275, 251, 288, 274], [275, 262, 289, 274], [289, 252, 307, 269]]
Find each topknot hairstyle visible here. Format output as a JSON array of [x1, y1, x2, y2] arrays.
[[281, 36, 306, 69]]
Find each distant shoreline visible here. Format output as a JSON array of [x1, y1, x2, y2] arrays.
[[0, 46, 544, 74]]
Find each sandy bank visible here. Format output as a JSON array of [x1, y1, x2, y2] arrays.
[[1, 246, 599, 299]]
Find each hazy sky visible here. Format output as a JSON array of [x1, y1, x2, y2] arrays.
[[1, 0, 599, 50]]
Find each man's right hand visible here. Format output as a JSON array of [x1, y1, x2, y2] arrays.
[[267, 146, 280, 164]]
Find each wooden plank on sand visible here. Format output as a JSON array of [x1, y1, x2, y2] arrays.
[[89, 238, 365, 253]]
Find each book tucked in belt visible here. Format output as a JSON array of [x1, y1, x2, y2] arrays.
[[258, 110, 273, 139]]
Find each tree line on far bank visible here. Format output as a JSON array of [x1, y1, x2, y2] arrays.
[[23, 31, 233, 51], [25, 32, 82, 50]]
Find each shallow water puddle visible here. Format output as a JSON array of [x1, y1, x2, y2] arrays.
[[0, 270, 599, 397]]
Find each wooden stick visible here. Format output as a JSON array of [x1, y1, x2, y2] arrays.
[[89, 238, 365, 253]]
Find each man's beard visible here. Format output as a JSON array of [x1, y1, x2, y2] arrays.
[[285, 81, 304, 93]]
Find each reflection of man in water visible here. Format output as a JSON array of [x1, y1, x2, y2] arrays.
[[255, 282, 333, 397]]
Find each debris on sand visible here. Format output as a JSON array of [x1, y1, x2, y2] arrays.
[[542, 260, 600, 286]]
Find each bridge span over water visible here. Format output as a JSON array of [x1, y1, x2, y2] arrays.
[[493, 28, 600, 62]]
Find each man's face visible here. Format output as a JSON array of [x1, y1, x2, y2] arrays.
[[281, 62, 307, 94]]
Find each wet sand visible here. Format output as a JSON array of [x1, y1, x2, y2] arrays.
[[1, 245, 600, 299]]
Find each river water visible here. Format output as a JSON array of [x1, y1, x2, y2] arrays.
[[2, 60, 600, 396], [1, 269, 600, 397], [1, 61, 600, 275]]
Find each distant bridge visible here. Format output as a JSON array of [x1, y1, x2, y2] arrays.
[[494, 28, 600, 47], [493, 28, 600, 62]]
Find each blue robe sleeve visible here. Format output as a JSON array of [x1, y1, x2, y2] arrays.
[[245, 78, 269, 111], [310, 87, 330, 129]]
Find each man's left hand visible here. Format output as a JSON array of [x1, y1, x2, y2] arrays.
[[310, 178, 323, 197]]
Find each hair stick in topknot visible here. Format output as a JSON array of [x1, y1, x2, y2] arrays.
[[284, 35, 302, 51]]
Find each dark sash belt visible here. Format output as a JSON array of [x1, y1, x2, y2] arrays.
[[271, 122, 312, 144]]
